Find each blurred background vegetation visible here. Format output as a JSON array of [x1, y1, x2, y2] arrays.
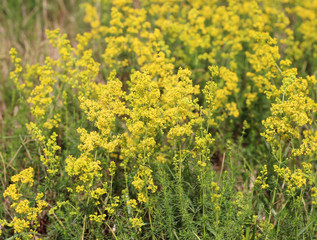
[[0, 0, 84, 121], [0, 0, 316, 238]]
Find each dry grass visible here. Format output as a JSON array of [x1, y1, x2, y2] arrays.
[[0, 0, 84, 118]]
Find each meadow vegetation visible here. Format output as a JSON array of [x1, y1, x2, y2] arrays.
[[0, 0, 316, 239]]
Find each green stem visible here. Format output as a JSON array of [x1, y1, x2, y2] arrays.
[[81, 214, 87, 240], [105, 222, 119, 240], [82, 193, 91, 240], [124, 166, 132, 216], [268, 143, 283, 226]]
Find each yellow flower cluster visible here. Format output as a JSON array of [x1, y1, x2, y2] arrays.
[[9, 48, 24, 92], [292, 130, 317, 157], [132, 165, 157, 203], [26, 122, 61, 175], [262, 63, 317, 155], [89, 212, 106, 223], [204, 66, 240, 123], [3, 168, 47, 236], [274, 163, 314, 195], [312, 187, 317, 205], [4, 0, 317, 238], [127, 199, 138, 209], [255, 165, 269, 190], [129, 217, 145, 232], [66, 154, 101, 185], [26, 58, 55, 118], [211, 181, 221, 211]]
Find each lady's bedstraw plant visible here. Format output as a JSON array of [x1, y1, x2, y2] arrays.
[[256, 57, 317, 238], [1, 168, 47, 239], [262, 61, 317, 159], [1, 0, 317, 239]]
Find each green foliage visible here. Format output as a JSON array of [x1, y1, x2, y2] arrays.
[[1, 0, 317, 239]]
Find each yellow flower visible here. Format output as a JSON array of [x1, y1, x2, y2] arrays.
[[129, 217, 145, 231], [89, 213, 106, 223], [255, 165, 269, 190], [3, 184, 22, 201], [11, 167, 34, 186], [127, 199, 138, 208], [11, 217, 29, 233]]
